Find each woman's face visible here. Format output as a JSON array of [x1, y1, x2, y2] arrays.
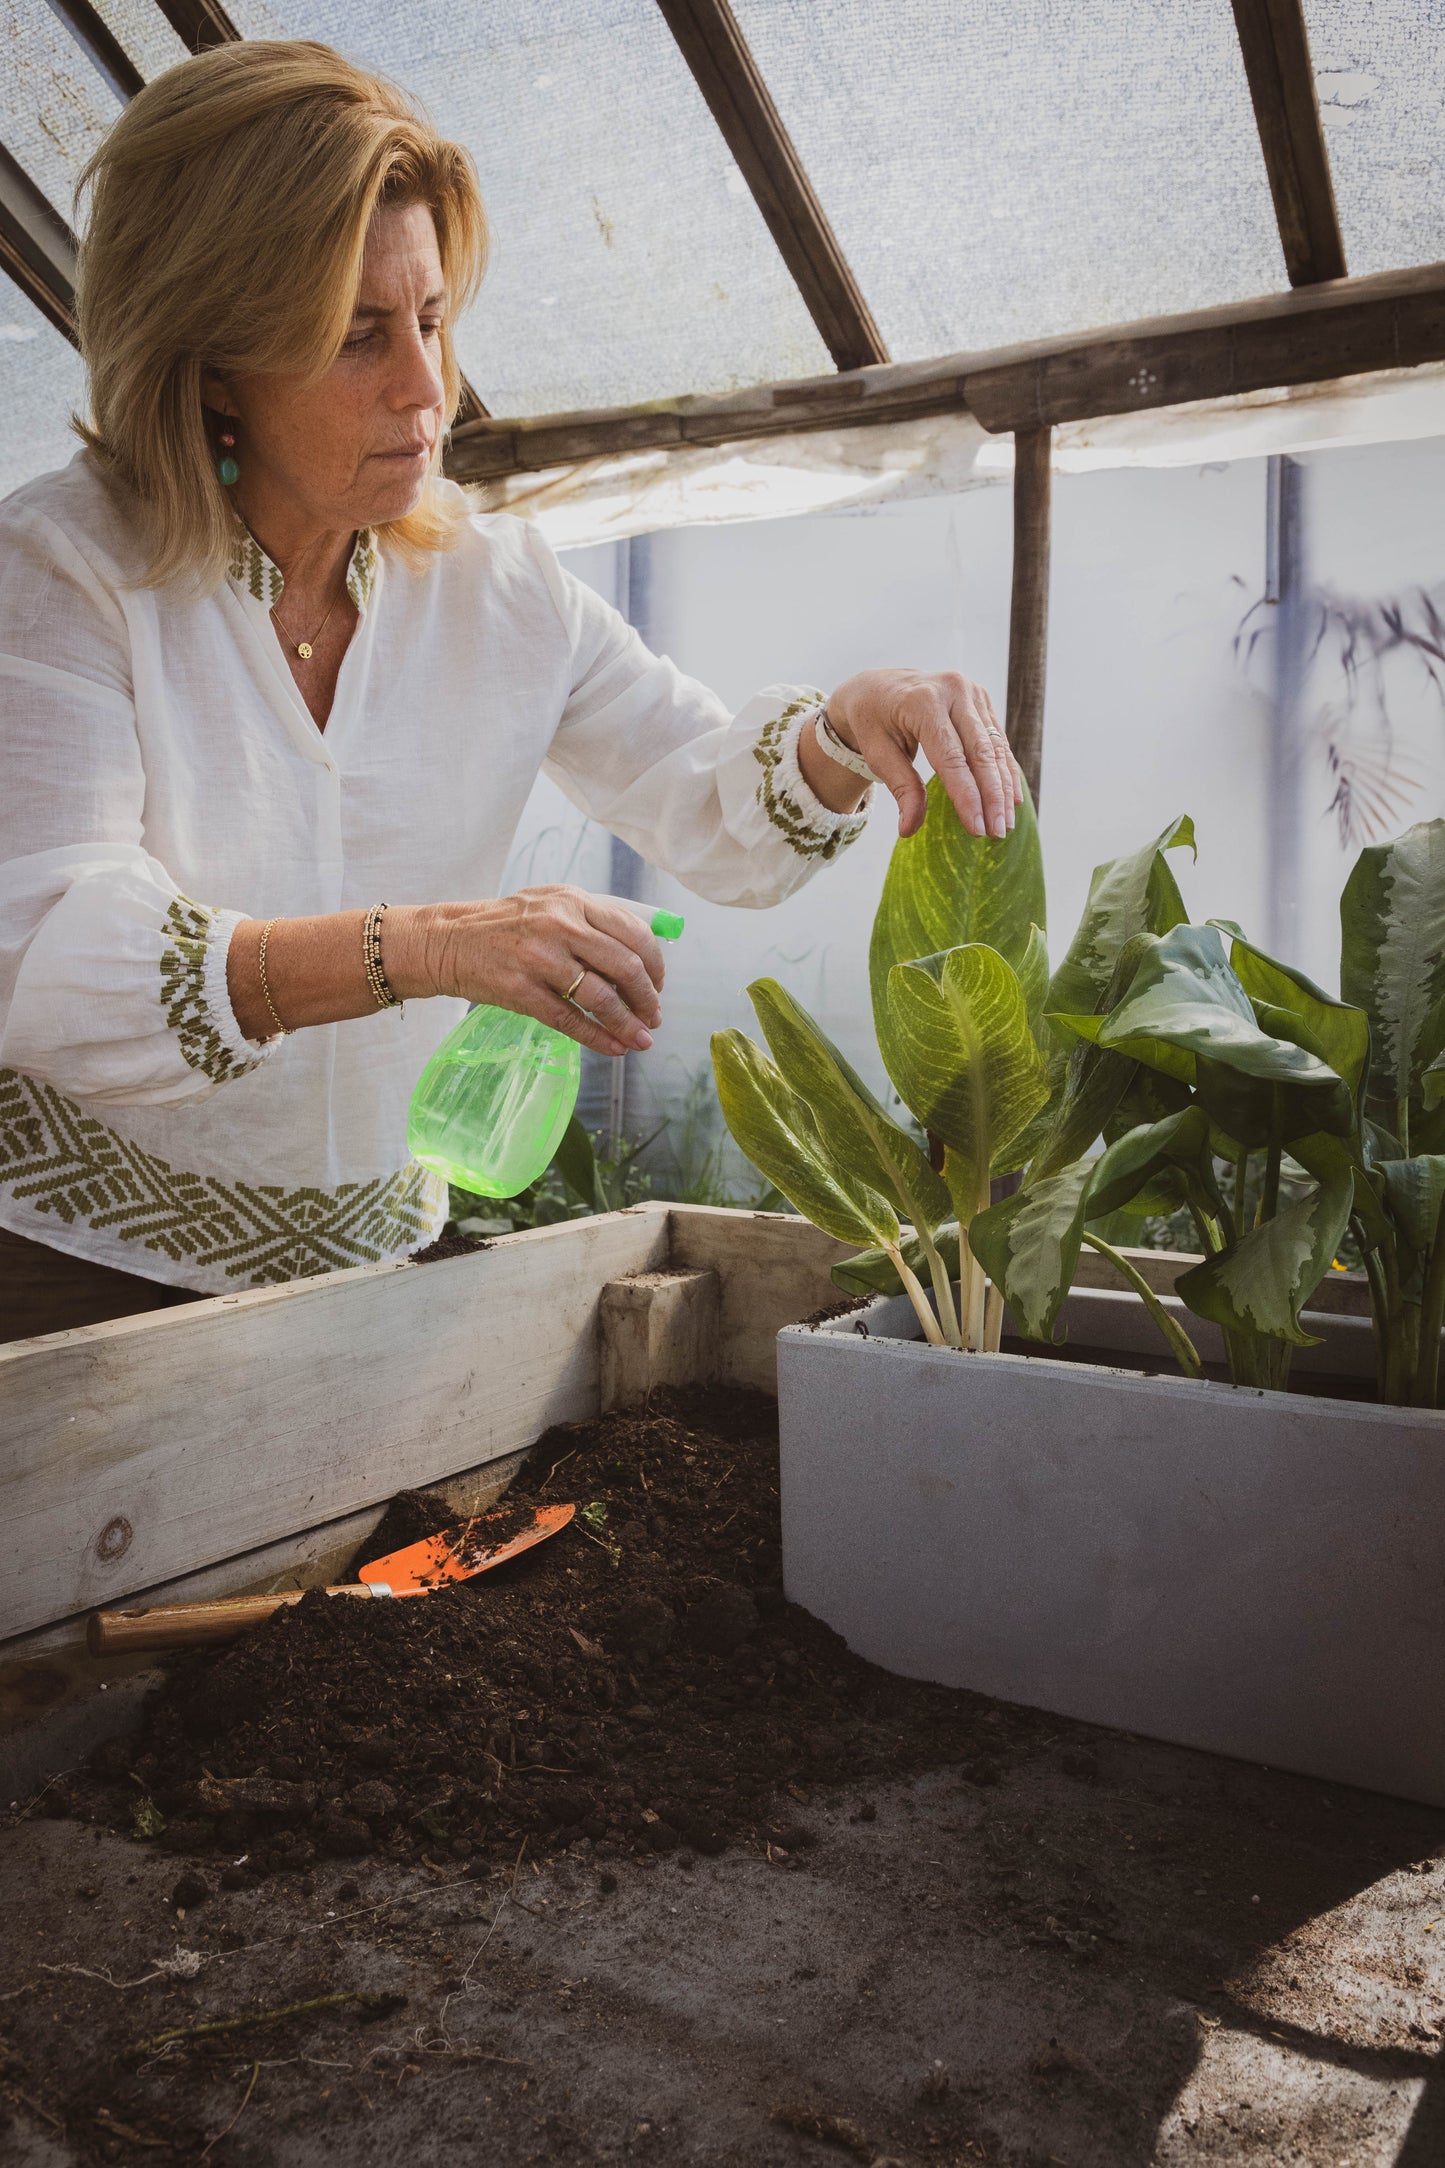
[[207, 200, 448, 537]]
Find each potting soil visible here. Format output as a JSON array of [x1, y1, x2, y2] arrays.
[[69, 1390, 1030, 1880]]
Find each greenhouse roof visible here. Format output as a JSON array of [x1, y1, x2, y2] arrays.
[[4, 0, 1445, 526]]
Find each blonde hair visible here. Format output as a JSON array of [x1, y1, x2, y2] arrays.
[[74, 40, 488, 590]]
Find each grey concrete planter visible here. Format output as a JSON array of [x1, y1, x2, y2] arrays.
[[777, 1284, 1445, 1807]]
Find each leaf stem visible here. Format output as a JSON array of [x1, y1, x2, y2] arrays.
[[1413, 1189, 1445, 1407], [983, 1280, 1005, 1353], [1232, 1148, 1250, 1245], [885, 1242, 948, 1348], [1258, 1089, 1283, 1227], [916, 1226, 964, 1349], [1080, 1232, 1203, 1380]]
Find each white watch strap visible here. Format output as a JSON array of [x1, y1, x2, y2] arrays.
[[815, 706, 879, 784]]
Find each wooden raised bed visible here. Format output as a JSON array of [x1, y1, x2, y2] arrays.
[[0, 1204, 852, 1797]]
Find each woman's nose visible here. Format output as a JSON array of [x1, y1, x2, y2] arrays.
[[392, 325, 445, 413]]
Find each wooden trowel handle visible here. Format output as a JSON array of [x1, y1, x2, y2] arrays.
[[87, 1583, 399, 1656]]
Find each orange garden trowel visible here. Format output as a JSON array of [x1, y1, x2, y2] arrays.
[[87, 1502, 574, 1656]]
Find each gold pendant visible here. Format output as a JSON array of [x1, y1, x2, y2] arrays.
[[297, 641, 313, 659]]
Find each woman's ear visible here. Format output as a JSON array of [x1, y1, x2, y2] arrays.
[[199, 369, 237, 417]]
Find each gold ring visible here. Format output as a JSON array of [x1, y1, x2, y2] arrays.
[[564, 968, 586, 1003]]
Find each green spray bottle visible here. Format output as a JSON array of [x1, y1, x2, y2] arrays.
[[407, 895, 684, 1198]]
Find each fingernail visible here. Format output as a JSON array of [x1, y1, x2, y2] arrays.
[[635, 1028, 653, 1049], [993, 816, 1007, 838]]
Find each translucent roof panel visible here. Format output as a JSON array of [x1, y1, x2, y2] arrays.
[[733, 0, 1285, 363], [89, 0, 190, 82], [0, 284, 86, 499], [1303, 0, 1445, 278], [0, 0, 121, 224], [229, 0, 831, 414]]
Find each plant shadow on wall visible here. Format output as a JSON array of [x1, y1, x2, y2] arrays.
[[709, 772, 1445, 1410], [1235, 580, 1444, 849]]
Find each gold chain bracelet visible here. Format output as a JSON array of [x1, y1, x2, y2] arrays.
[[363, 902, 401, 1011], [257, 918, 291, 1037]]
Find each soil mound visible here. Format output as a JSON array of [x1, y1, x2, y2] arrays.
[[72, 1391, 1024, 1880]]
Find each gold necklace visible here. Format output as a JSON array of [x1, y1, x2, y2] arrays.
[[270, 594, 340, 661]]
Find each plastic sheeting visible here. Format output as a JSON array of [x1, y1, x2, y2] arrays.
[[733, 0, 1285, 359], [469, 363, 1445, 551], [228, 0, 831, 414], [1304, 0, 1445, 278], [0, 283, 87, 502], [0, 0, 119, 223]]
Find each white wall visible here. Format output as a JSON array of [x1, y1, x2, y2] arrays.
[[503, 438, 1445, 1140]]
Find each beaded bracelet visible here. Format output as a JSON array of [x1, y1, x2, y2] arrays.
[[363, 902, 401, 1011]]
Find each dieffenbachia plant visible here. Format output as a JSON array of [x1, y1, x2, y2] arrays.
[[971, 819, 1445, 1404], [712, 766, 1445, 1403]]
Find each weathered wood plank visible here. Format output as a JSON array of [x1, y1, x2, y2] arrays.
[[444, 261, 1445, 483], [665, 1205, 855, 1391], [600, 1267, 720, 1409], [0, 144, 78, 346], [652, 0, 886, 372], [0, 1209, 667, 1642], [151, 0, 240, 52], [1230, 0, 1345, 287], [1005, 426, 1052, 806]]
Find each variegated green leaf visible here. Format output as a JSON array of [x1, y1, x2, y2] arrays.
[[1044, 816, 1194, 1019], [1099, 926, 1351, 1133], [710, 1029, 898, 1251], [833, 1222, 962, 1298], [969, 1107, 1211, 1341], [1224, 932, 1370, 1096], [1340, 819, 1445, 1132], [1425, 1054, 1445, 1112], [881, 944, 1051, 1211], [1377, 1155, 1445, 1260], [1174, 1172, 1353, 1348], [746, 978, 951, 1238], [869, 774, 1045, 1041]]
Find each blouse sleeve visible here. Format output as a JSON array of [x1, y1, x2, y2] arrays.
[[0, 505, 274, 1108], [527, 526, 870, 909]]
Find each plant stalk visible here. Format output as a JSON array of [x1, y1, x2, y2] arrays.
[[886, 1243, 948, 1348], [982, 1280, 1005, 1353], [1080, 1233, 1204, 1380], [916, 1226, 964, 1349], [1412, 1190, 1445, 1406], [1258, 1089, 1283, 1228]]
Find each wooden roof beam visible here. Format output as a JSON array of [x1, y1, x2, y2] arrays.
[[653, 0, 887, 372], [43, 0, 145, 102], [1230, 0, 1346, 286], [445, 257, 1445, 481], [0, 143, 78, 345]]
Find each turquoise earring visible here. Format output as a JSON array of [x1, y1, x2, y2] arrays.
[[217, 425, 239, 487]]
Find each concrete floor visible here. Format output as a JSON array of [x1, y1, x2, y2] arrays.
[[3, 1719, 1443, 2166]]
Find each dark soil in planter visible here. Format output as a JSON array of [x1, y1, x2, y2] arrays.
[[63, 1391, 1034, 1882]]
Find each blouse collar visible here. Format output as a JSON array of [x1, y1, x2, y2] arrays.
[[226, 525, 380, 615]]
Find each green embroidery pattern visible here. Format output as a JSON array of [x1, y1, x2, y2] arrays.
[[227, 528, 377, 612], [227, 532, 284, 609], [0, 1069, 438, 1286], [752, 691, 869, 863], [159, 895, 253, 1086], [347, 528, 379, 611]]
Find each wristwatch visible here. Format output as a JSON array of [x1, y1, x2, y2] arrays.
[[814, 704, 879, 784]]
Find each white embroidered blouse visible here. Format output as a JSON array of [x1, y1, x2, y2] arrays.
[[0, 453, 867, 1294]]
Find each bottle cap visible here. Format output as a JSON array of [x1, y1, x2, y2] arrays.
[[650, 907, 685, 941]]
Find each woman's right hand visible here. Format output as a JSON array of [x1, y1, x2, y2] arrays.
[[395, 887, 665, 1059]]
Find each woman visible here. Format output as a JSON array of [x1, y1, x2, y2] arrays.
[[0, 41, 1020, 1342]]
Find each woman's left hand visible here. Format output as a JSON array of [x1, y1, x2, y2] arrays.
[[822, 669, 1024, 841]]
